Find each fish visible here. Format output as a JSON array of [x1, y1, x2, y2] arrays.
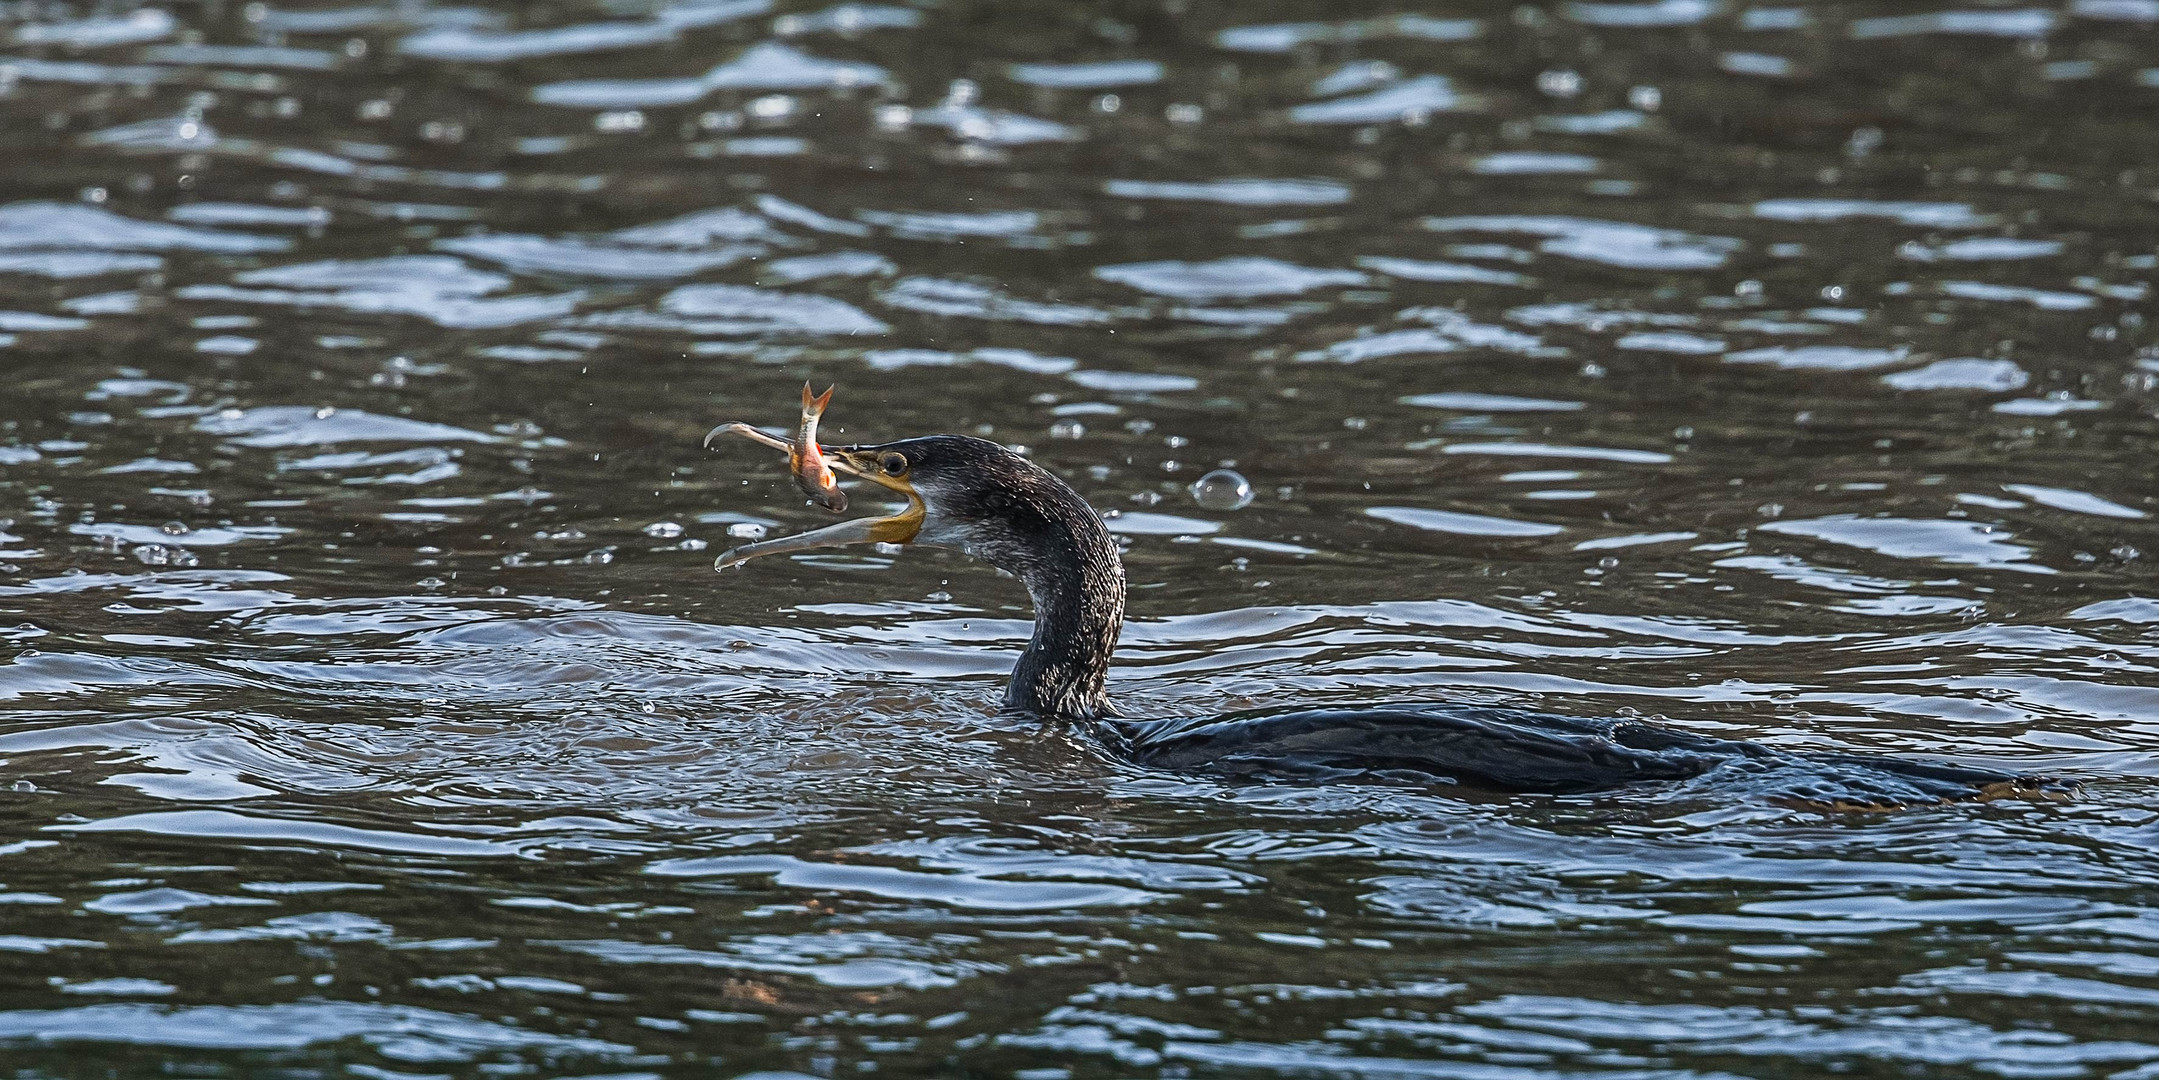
[[792, 382, 847, 513]]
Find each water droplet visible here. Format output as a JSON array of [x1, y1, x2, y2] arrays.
[[132, 544, 199, 568], [1536, 69, 1583, 98], [1190, 469, 1254, 511], [643, 521, 685, 539], [726, 522, 768, 540]]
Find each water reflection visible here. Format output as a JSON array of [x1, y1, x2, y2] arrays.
[[1, 0, 2157, 1075]]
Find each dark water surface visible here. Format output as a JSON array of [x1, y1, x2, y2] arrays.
[[2, 0, 2158, 1075]]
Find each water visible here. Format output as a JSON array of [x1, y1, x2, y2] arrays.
[[1, 0, 2157, 1075]]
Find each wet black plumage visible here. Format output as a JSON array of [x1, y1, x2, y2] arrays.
[[852, 436, 2064, 806]]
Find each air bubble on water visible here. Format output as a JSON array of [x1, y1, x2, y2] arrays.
[[1124, 418, 1156, 435], [1628, 85, 1662, 111], [678, 537, 708, 551], [314, 406, 337, 420], [1190, 469, 1254, 511], [582, 546, 616, 565], [12, 780, 32, 792], [161, 521, 190, 535], [874, 542, 903, 555], [1131, 490, 1161, 506], [927, 590, 952, 602], [726, 522, 768, 540], [1342, 417, 1368, 431], [1598, 556, 1619, 569], [643, 521, 685, 539], [416, 576, 446, 589], [640, 701, 658, 714], [1580, 362, 1606, 378], [1050, 420, 1085, 439]]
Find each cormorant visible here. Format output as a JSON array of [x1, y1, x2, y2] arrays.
[[707, 427, 2064, 808]]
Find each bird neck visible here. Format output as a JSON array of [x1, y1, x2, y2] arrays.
[[992, 494, 1124, 721]]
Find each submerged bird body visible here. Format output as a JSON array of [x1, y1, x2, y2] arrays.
[[710, 428, 2062, 806]]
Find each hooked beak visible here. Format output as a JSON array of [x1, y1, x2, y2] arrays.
[[704, 425, 924, 570]]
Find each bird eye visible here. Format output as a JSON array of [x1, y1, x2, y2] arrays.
[[879, 452, 908, 476]]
